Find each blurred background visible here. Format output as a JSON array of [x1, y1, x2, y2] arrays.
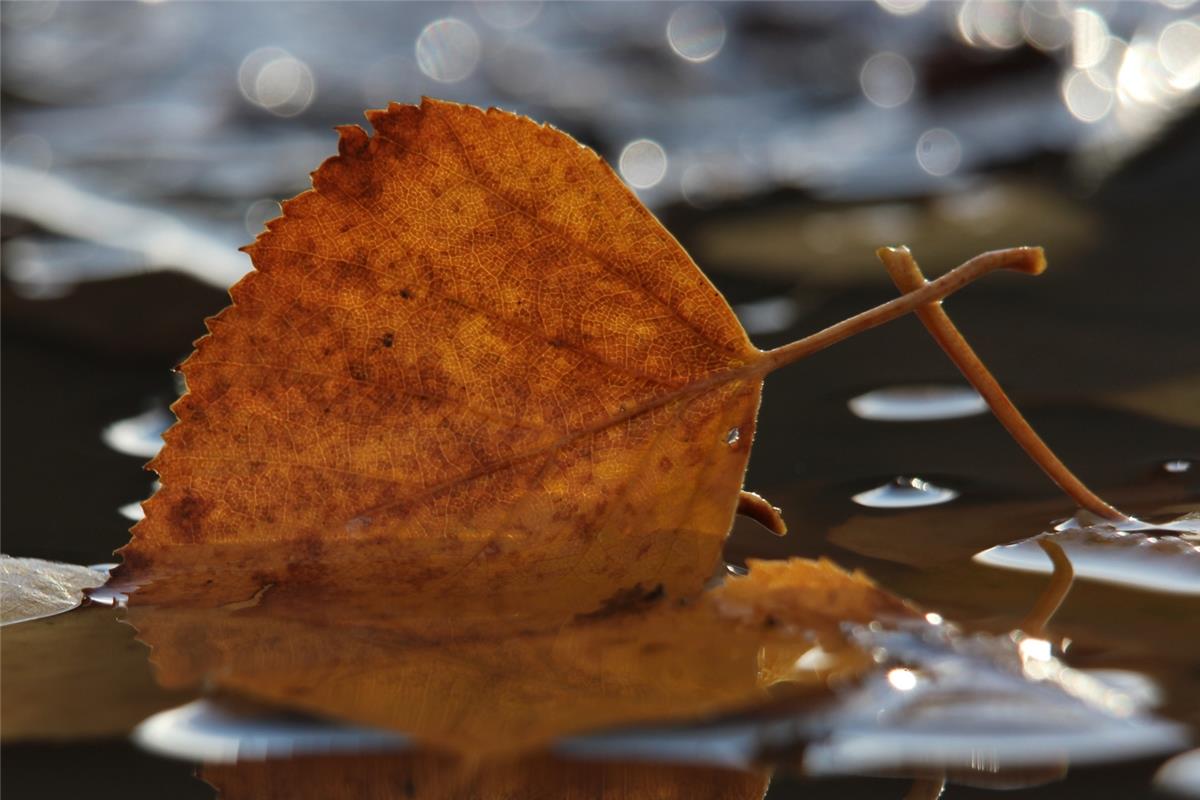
[[3, 2, 1200, 797], [5, 0, 1198, 563]]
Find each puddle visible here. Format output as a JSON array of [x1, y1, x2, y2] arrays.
[[975, 512, 1200, 596], [102, 406, 172, 459], [851, 476, 959, 509], [847, 384, 988, 422]]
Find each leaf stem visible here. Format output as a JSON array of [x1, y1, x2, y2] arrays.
[[760, 247, 1046, 373], [876, 246, 1129, 523]]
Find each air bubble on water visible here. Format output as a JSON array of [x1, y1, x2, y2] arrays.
[[852, 477, 959, 509]]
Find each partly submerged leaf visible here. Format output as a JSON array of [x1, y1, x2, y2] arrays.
[[115, 98, 765, 607], [0, 555, 106, 626]]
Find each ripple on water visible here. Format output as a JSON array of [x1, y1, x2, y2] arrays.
[[975, 512, 1200, 595], [852, 476, 959, 509], [848, 384, 988, 422]]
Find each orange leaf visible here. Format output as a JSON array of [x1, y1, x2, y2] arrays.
[[115, 98, 764, 607], [108, 99, 1048, 608]]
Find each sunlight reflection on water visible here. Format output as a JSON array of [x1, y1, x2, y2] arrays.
[[848, 385, 988, 421]]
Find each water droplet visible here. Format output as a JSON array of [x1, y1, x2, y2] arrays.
[[725, 427, 741, 446], [102, 407, 173, 459], [415, 18, 481, 84], [344, 516, 372, 534], [852, 477, 959, 509], [666, 4, 726, 63], [1163, 459, 1192, 474], [848, 385, 988, 422], [618, 139, 667, 190]]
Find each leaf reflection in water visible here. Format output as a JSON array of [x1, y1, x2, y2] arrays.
[[124, 555, 896, 759], [122, 554, 1185, 789], [202, 750, 769, 800]]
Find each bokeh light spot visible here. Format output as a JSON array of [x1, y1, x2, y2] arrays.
[[874, 0, 927, 16], [474, 1, 542, 31], [915, 128, 961, 176], [1062, 68, 1114, 122], [416, 18, 481, 83], [1073, 8, 1111, 69], [860, 52, 915, 108], [238, 47, 316, 117], [666, 4, 726, 63], [1158, 19, 1200, 90], [619, 139, 667, 189], [1020, 2, 1071, 51]]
